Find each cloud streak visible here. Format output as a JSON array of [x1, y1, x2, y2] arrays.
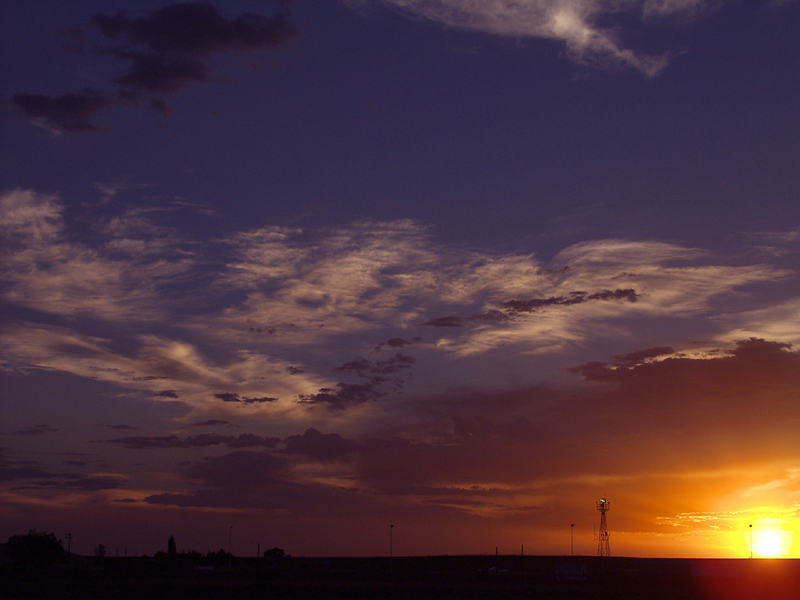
[[106, 433, 280, 449], [355, 0, 721, 75]]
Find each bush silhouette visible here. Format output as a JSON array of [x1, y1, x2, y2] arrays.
[[5, 530, 64, 569]]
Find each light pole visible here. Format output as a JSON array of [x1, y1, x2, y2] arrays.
[[571, 524, 574, 558], [229, 525, 233, 567], [390, 525, 394, 573], [65, 533, 73, 569], [749, 524, 753, 559]]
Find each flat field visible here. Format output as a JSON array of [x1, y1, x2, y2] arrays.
[[3, 555, 798, 600]]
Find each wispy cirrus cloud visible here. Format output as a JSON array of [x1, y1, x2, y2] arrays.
[[0, 189, 196, 321], [1, 188, 794, 421], [12, 424, 59, 436], [352, 1, 798, 77], [351, 0, 719, 76], [716, 298, 800, 346]]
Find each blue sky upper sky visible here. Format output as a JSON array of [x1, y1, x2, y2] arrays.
[[2, 0, 800, 558]]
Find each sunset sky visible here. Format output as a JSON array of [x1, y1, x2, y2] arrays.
[[2, 0, 800, 559]]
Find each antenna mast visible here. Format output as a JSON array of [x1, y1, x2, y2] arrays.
[[596, 498, 610, 557]]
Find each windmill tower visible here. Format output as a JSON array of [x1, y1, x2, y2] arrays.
[[596, 498, 610, 556]]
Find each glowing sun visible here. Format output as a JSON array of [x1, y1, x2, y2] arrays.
[[754, 529, 790, 558]]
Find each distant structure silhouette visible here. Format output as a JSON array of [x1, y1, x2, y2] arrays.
[[596, 498, 610, 556]]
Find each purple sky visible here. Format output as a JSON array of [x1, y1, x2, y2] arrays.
[[2, 0, 800, 559]]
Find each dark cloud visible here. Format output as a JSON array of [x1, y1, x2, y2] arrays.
[[144, 450, 291, 506], [333, 358, 371, 373], [92, 2, 297, 56], [71, 337, 800, 533], [14, 1, 298, 133], [334, 353, 415, 375], [62, 460, 89, 467], [11, 476, 124, 492], [570, 338, 798, 385], [610, 346, 674, 367], [131, 334, 800, 522], [250, 323, 298, 335], [93, 1, 298, 95], [12, 90, 116, 134], [0, 465, 54, 482], [422, 316, 464, 328], [188, 419, 235, 427], [13, 424, 58, 436], [60, 475, 125, 491], [141, 450, 386, 516], [285, 366, 304, 375], [502, 288, 639, 313], [1, 459, 124, 491], [313, 353, 416, 409], [562, 338, 800, 470], [106, 433, 280, 449], [155, 389, 179, 398], [105, 424, 142, 430], [105, 48, 208, 93], [297, 381, 385, 410], [214, 392, 277, 404], [422, 289, 640, 329], [284, 428, 361, 461], [466, 310, 510, 323], [373, 353, 416, 374]]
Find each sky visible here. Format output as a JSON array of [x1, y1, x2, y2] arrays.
[[1, 0, 800, 560]]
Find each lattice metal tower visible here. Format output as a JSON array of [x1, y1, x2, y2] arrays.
[[596, 498, 610, 557]]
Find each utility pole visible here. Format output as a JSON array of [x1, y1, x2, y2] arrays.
[[65, 533, 73, 569], [571, 524, 574, 558]]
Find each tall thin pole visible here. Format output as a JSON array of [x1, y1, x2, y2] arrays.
[[571, 524, 574, 557], [749, 524, 753, 559], [390, 524, 394, 573], [228, 525, 233, 567], [65, 533, 73, 569]]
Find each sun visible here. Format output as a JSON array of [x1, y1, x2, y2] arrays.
[[753, 528, 791, 558]]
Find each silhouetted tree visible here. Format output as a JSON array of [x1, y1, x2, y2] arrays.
[[182, 549, 203, 564], [264, 547, 285, 558], [94, 544, 106, 565], [4, 530, 64, 569], [207, 548, 229, 566], [168, 535, 177, 558]]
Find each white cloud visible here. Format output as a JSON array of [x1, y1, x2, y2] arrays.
[[442, 239, 787, 355], [0, 188, 63, 245], [357, 0, 728, 75], [716, 298, 800, 346], [0, 323, 323, 420], [0, 190, 195, 320]]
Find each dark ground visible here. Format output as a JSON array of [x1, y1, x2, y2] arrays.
[[2, 555, 799, 600]]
